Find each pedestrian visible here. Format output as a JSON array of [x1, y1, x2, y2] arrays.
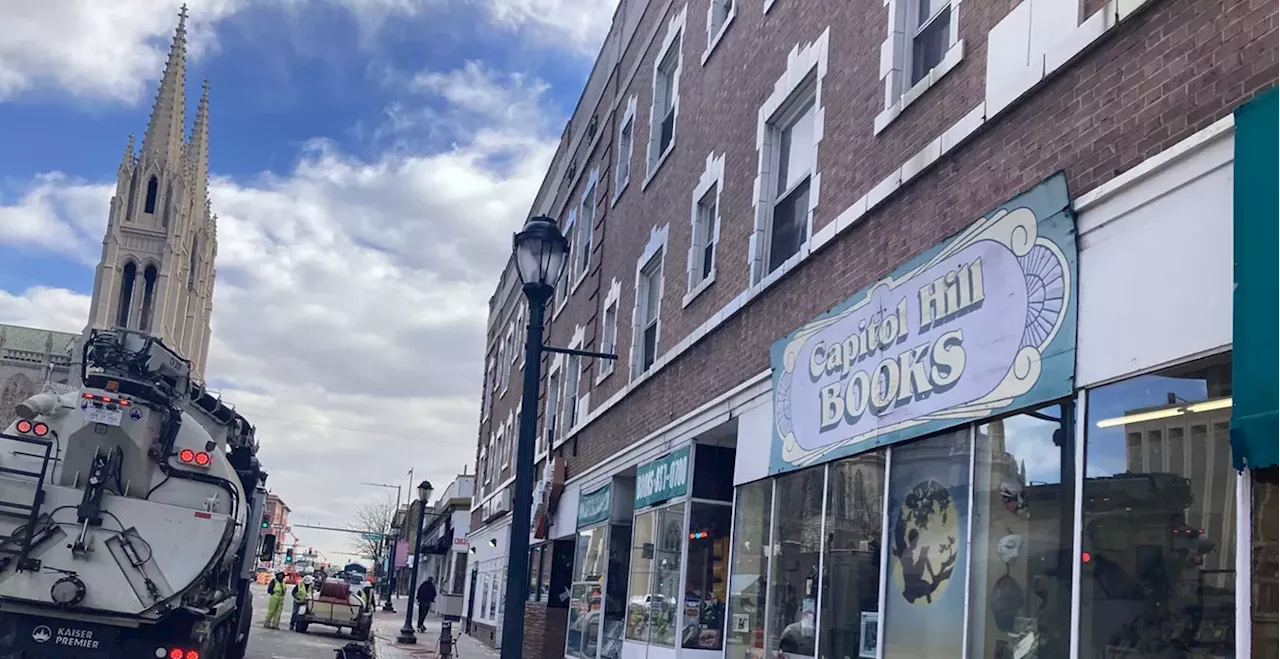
[[290, 574, 313, 630], [264, 572, 287, 629], [415, 577, 437, 632]]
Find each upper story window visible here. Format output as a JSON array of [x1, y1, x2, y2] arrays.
[[575, 179, 597, 284], [615, 98, 637, 200], [646, 8, 686, 181], [600, 303, 618, 380], [767, 86, 816, 274], [694, 188, 717, 284], [543, 368, 561, 452], [634, 252, 664, 377], [144, 176, 159, 214], [705, 0, 735, 60], [910, 0, 952, 84], [497, 329, 512, 394], [562, 353, 582, 432], [555, 210, 576, 310], [481, 360, 493, 419]]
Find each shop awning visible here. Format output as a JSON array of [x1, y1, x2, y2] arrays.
[[1230, 86, 1278, 471]]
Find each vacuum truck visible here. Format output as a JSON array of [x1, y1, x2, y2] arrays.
[[0, 328, 271, 659]]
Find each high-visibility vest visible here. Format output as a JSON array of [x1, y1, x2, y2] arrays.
[[268, 580, 286, 600], [293, 583, 310, 603]]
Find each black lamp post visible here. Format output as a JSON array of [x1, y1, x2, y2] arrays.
[[500, 216, 615, 659], [396, 480, 435, 644]]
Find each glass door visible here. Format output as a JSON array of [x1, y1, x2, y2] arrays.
[[624, 502, 687, 659], [567, 525, 610, 659]]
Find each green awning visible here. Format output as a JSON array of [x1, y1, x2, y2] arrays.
[[1231, 86, 1278, 471]]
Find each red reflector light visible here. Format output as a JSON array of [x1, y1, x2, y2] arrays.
[[32, 423, 48, 437], [194, 451, 211, 466], [179, 449, 196, 463], [1081, 551, 1092, 563], [15, 420, 32, 434], [169, 649, 184, 659], [185, 650, 200, 659]]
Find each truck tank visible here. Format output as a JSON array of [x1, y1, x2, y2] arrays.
[[0, 329, 248, 622]]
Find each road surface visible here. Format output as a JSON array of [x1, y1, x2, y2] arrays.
[[244, 583, 357, 659]]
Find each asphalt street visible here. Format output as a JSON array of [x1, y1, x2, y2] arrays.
[[244, 583, 359, 659]]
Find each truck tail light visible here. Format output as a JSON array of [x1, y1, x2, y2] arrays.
[[179, 449, 196, 463], [185, 650, 200, 659], [169, 649, 184, 659], [32, 423, 48, 436], [194, 451, 211, 466], [15, 420, 32, 434]]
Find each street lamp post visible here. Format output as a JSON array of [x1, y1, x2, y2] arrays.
[[500, 216, 614, 659], [397, 480, 435, 644]]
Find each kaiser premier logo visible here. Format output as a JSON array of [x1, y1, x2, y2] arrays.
[[29, 624, 100, 649]]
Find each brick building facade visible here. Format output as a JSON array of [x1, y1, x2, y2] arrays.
[[465, 0, 1277, 656]]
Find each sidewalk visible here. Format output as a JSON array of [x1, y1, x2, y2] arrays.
[[371, 600, 497, 659]]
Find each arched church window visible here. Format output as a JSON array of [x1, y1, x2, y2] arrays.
[[144, 176, 159, 214], [117, 262, 137, 328], [140, 265, 158, 332], [188, 234, 202, 290]]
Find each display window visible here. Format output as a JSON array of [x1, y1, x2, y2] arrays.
[[1081, 353, 1237, 658], [725, 480, 771, 659], [682, 502, 731, 650], [568, 526, 610, 659], [819, 450, 885, 659], [1252, 466, 1278, 659]]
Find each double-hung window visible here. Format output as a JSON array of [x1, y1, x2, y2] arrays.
[[576, 184, 596, 282], [599, 301, 618, 380], [617, 118, 634, 191], [708, 0, 733, 45], [649, 39, 681, 170], [910, 0, 952, 85], [544, 370, 561, 450], [562, 354, 581, 432], [635, 253, 664, 376], [767, 87, 816, 274], [556, 211, 576, 306], [693, 186, 717, 285]]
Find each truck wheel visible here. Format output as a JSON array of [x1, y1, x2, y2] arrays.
[[354, 621, 371, 641], [295, 621, 309, 633]]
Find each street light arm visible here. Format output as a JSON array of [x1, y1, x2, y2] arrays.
[[541, 345, 617, 361]]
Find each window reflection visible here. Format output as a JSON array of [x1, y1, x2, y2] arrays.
[[1082, 354, 1236, 658], [625, 510, 656, 642], [969, 404, 1074, 659], [726, 480, 771, 659], [766, 467, 823, 658], [1253, 466, 1279, 659], [567, 526, 609, 659], [652, 503, 686, 646], [682, 503, 732, 650], [820, 451, 886, 659]]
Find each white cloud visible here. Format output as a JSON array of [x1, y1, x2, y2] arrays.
[[0, 60, 555, 557], [0, 0, 241, 102]]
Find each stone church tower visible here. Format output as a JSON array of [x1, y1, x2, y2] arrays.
[[81, 6, 218, 381]]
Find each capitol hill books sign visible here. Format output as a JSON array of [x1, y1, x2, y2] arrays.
[[770, 174, 1078, 474]]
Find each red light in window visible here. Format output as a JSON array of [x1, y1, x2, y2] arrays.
[[179, 449, 196, 463], [1081, 551, 1092, 563], [15, 420, 32, 434], [194, 452, 211, 466], [169, 649, 184, 659], [32, 423, 48, 437]]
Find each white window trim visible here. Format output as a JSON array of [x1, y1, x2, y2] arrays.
[[498, 325, 512, 396], [516, 306, 526, 368], [701, 0, 736, 65], [553, 209, 577, 320], [763, 0, 779, 14], [614, 95, 638, 206], [497, 421, 509, 469], [554, 325, 587, 448], [643, 6, 687, 189], [630, 224, 669, 381], [573, 169, 599, 294], [598, 278, 622, 384], [748, 29, 829, 286], [685, 151, 724, 307], [481, 358, 493, 420], [542, 352, 564, 458], [874, 0, 965, 134]]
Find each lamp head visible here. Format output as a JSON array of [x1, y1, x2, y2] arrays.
[[512, 215, 569, 299], [418, 480, 434, 504]]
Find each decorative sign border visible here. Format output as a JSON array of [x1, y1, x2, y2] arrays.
[[769, 174, 1078, 474]]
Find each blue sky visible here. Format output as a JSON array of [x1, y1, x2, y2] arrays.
[[0, 0, 612, 561]]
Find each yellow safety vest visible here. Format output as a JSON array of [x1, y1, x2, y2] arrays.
[[268, 580, 286, 601], [293, 583, 310, 603]]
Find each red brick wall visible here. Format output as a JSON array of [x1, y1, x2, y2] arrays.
[[522, 601, 570, 659], [474, 0, 1277, 532]]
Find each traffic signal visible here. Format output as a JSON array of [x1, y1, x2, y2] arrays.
[[261, 516, 270, 529], [285, 548, 294, 563]]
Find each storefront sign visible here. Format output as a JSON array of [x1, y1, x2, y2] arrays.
[[634, 446, 691, 508], [452, 537, 470, 553], [770, 174, 1078, 473], [577, 483, 612, 527]]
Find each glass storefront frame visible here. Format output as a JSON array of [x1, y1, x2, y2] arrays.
[[727, 349, 1256, 659]]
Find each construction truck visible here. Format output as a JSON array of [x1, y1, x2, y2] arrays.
[[0, 328, 271, 659]]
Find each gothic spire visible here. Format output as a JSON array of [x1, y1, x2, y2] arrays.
[[119, 133, 135, 173], [141, 5, 189, 169], [188, 79, 210, 203]]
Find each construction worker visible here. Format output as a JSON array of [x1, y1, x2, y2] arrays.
[[264, 572, 287, 629], [289, 574, 313, 630]]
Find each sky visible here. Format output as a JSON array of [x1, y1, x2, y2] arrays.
[[0, 0, 615, 563]]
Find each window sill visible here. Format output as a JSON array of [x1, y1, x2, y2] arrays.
[[682, 269, 716, 308], [552, 295, 567, 321], [571, 270, 587, 296], [642, 141, 676, 191], [596, 364, 615, 386], [763, 0, 779, 14], [701, 10, 735, 66], [612, 176, 629, 207], [874, 39, 965, 135]]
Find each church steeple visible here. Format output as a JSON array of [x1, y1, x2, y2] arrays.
[[119, 133, 135, 174], [141, 5, 188, 169], [188, 80, 210, 204]]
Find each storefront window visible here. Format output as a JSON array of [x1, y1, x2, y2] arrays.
[[882, 428, 971, 659], [567, 526, 610, 659], [969, 404, 1075, 659], [682, 502, 732, 650], [626, 510, 656, 642], [819, 450, 885, 659], [1081, 354, 1236, 658], [603, 524, 633, 659], [727, 479, 771, 659], [1253, 466, 1279, 659], [653, 503, 686, 646], [766, 466, 823, 658], [529, 544, 545, 602]]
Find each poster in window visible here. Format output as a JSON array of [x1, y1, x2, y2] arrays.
[[881, 430, 971, 658]]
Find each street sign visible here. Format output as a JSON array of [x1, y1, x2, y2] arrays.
[[361, 533, 383, 541]]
